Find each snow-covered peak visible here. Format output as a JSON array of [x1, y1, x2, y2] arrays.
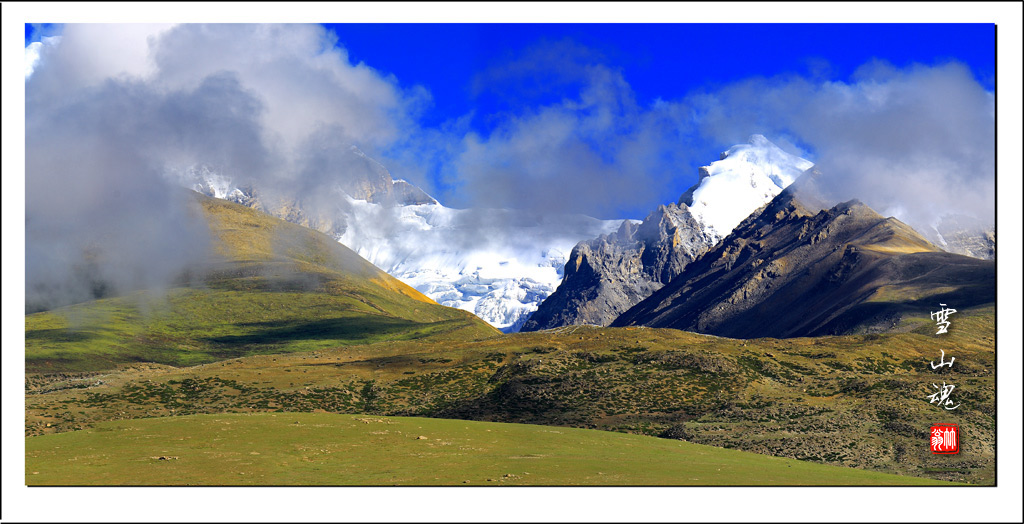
[[348, 145, 392, 179], [744, 133, 773, 150], [391, 178, 438, 206], [681, 135, 813, 240]]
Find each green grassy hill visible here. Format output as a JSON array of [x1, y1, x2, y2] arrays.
[[25, 412, 952, 486], [25, 193, 498, 373]]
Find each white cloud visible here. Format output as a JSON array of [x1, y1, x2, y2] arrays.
[[148, 24, 423, 154], [434, 45, 995, 231], [688, 60, 996, 230], [447, 43, 696, 218], [23, 23, 434, 309], [28, 24, 174, 87]]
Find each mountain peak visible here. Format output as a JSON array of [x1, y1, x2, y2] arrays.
[[525, 135, 814, 332], [680, 135, 814, 240], [747, 133, 770, 145], [612, 187, 991, 338]]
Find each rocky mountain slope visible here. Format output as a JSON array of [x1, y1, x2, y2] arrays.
[[520, 204, 714, 330], [612, 171, 996, 338], [929, 215, 996, 260], [521, 135, 813, 331]]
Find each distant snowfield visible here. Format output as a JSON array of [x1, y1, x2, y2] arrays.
[[338, 196, 623, 332]]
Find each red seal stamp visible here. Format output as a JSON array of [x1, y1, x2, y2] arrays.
[[930, 423, 959, 454]]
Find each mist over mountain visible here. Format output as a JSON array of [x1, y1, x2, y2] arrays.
[[929, 214, 995, 260], [181, 152, 621, 332], [688, 61, 995, 240]]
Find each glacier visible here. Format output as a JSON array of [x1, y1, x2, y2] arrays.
[[336, 195, 622, 332]]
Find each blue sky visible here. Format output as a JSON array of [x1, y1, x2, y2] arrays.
[[325, 23, 995, 131], [325, 23, 995, 219], [24, 23, 996, 223]]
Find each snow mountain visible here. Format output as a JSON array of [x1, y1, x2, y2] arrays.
[[522, 135, 814, 331], [337, 197, 621, 332], [177, 147, 621, 332], [613, 171, 996, 337]]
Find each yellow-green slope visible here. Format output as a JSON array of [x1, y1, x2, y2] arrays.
[[25, 193, 498, 373]]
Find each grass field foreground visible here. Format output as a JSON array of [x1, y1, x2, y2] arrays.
[[25, 412, 955, 486]]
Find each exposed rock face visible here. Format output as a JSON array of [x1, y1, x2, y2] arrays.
[[612, 174, 996, 338], [520, 203, 715, 330], [929, 215, 995, 260], [521, 135, 812, 332], [338, 146, 438, 206]]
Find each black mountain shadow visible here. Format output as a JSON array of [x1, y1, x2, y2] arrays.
[[204, 316, 419, 346], [25, 328, 98, 344]]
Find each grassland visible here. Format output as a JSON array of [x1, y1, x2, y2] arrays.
[[25, 412, 954, 486], [26, 305, 995, 485]]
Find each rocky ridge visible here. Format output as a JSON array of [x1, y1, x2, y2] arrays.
[[521, 135, 813, 331], [612, 171, 996, 337], [520, 203, 714, 330]]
